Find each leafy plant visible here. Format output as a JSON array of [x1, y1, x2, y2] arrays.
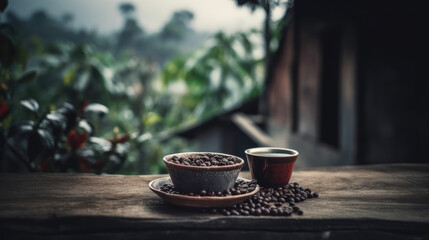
[[161, 30, 263, 125], [1, 93, 128, 173], [0, 0, 129, 173], [1, 0, 265, 174]]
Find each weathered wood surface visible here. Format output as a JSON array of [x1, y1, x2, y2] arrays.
[[1, 164, 429, 239]]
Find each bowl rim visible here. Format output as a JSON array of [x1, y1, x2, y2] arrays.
[[163, 152, 245, 171]]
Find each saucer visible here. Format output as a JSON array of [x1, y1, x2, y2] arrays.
[[149, 177, 260, 208]]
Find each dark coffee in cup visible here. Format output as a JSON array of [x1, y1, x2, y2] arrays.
[[251, 152, 295, 157], [245, 147, 299, 187]]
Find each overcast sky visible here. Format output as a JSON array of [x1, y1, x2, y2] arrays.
[[6, 0, 286, 34]]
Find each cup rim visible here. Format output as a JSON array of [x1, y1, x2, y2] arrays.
[[245, 147, 299, 158]]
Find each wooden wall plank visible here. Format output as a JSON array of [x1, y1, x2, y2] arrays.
[[269, 17, 295, 127], [339, 25, 358, 165], [297, 17, 321, 139]]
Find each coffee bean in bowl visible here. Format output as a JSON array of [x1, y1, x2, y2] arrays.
[[163, 152, 244, 193], [167, 153, 241, 167]]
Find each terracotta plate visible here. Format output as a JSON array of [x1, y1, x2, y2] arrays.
[[149, 177, 260, 208]]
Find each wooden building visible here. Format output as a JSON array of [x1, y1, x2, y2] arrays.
[[265, 0, 428, 167], [175, 0, 428, 168]]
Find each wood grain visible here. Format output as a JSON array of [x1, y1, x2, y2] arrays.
[[1, 164, 428, 239]]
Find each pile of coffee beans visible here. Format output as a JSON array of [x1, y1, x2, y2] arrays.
[[168, 153, 241, 166], [160, 178, 319, 217], [160, 179, 258, 196], [203, 182, 319, 216]]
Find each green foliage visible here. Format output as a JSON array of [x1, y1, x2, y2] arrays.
[[119, 3, 135, 16], [2, 80, 127, 173], [161, 30, 263, 124], [235, 0, 281, 11], [144, 112, 162, 128], [160, 10, 194, 41], [0, 0, 8, 13], [0, 33, 199, 173], [1, 3, 265, 174], [0, 24, 16, 68]]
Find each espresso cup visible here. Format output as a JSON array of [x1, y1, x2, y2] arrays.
[[245, 147, 299, 187]]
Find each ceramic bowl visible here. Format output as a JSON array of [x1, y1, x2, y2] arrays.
[[163, 152, 244, 193]]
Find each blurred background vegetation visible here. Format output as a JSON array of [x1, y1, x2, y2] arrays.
[[0, 0, 286, 174]]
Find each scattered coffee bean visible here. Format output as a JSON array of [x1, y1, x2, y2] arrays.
[[231, 210, 240, 216], [270, 208, 279, 216], [292, 206, 300, 212], [262, 208, 270, 215], [204, 181, 319, 217], [161, 179, 319, 218]]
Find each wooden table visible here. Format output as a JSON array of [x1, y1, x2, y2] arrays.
[[1, 164, 428, 239]]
